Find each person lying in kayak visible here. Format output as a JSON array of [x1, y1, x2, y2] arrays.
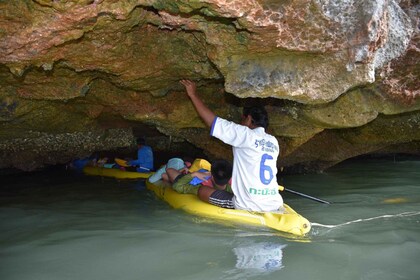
[[148, 157, 189, 184], [165, 159, 233, 196], [148, 157, 212, 184], [180, 79, 283, 212]]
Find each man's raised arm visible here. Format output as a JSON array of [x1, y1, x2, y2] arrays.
[[180, 79, 216, 127]]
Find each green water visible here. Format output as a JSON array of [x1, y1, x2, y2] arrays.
[[1, 159, 419, 280]]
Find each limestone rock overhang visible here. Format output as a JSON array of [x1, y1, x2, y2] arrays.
[[0, 0, 419, 173]]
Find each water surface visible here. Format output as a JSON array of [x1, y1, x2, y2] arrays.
[[1, 159, 419, 280]]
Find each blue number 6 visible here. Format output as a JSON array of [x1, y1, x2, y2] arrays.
[[260, 154, 274, 185]]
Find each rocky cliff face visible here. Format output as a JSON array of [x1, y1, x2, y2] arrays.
[[0, 0, 419, 172]]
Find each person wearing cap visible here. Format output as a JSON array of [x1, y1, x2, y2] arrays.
[[148, 157, 189, 183], [128, 137, 154, 173], [165, 159, 233, 196], [180, 79, 283, 212]]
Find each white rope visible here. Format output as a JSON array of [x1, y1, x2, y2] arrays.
[[311, 211, 420, 229]]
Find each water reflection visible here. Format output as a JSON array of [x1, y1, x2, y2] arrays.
[[234, 242, 286, 271], [224, 241, 287, 279]]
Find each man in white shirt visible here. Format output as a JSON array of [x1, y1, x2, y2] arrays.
[[180, 80, 283, 212]]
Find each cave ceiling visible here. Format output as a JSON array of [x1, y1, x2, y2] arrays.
[[0, 0, 419, 172]]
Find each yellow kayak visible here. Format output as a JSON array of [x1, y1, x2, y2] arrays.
[[83, 166, 152, 179], [146, 179, 311, 236]]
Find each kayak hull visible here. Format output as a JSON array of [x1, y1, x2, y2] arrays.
[[146, 180, 311, 236], [83, 166, 152, 179]]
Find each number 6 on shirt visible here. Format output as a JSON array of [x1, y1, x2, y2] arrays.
[[259, 154, 274, 185]]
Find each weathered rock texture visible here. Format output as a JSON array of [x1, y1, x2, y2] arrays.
[[0, 0, 419, 172]]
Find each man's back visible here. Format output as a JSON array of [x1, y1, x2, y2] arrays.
[[211, 117, 283, 211], [135, 145, 154, 172]]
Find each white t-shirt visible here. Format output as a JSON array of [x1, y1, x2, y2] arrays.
[[211, 117, 283, 211]]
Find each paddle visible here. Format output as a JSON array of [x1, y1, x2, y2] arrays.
[[279, 185, 331, 204]]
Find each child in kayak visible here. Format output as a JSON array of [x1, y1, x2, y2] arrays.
[[166, 159, 233, 197], [148, 157, 189, 183]]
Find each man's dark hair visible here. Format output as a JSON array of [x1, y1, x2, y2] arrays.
[[243, 106, 269, 129], [211, 159, 233, 186], [136, 137, 146, 145]]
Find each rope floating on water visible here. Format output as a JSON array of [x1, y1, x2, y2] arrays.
[[311, 211, 420, 229]]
